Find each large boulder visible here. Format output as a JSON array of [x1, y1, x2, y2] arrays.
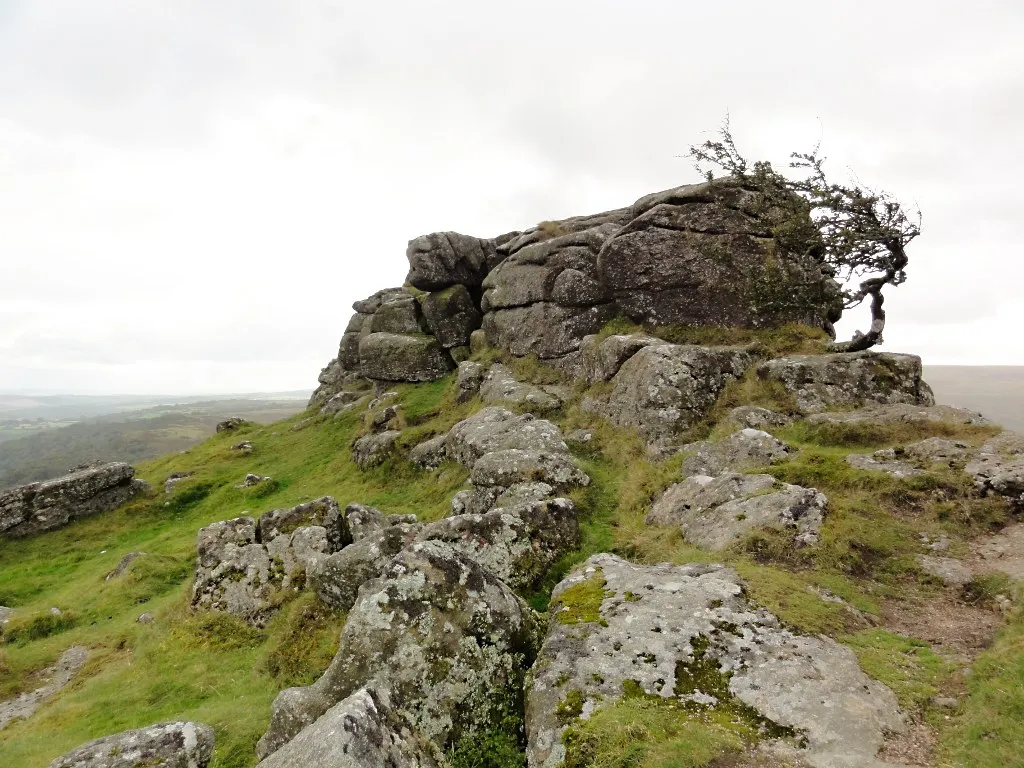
[[587, 343, 754, 446], [0, 462, 146, 538], [648, 472, 826, 550], [49, 721, 215, 768], [255, 686, 441, 768], [576, 332, 660, 385], [420, 284, 482, 349], [258, 541, 541, 758], [405, 231, 499, 291], [482, 302, 618, 361], [358, 333, 454, 382], [757, 351, 935, 414], [596, 180, 842, 330], [526, 554, 902, 768]]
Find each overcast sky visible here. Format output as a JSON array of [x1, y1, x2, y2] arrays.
[[1, 1, 1022, 395]]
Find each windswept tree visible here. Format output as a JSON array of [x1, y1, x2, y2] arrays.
[[689, 118, 920, 352]]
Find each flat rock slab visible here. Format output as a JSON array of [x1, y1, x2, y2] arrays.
[[479, 363, 562, 411], [648, 472, 826, 550], [917, 555, 973, 587], [805, 403, 988, 426], [526, 554, 903, 768], [757, 352, 934, 414], [0, 646, 89, 731], [681, 428, 792, 476], [255, 686, 440, 768], [846, 452, 923, 478], [971, 522, 1024, 580], [49, 721, 215, 768]]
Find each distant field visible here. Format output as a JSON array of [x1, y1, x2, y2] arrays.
[[925, 366, 1024, 433], [0, 398, 309, 489]]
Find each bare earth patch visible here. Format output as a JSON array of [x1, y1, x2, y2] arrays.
[[880, 721, 937, 767], [970, 522, 1024, 580], [881, 594, 1001, 665]]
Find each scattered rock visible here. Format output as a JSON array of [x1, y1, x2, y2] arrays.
[[904, 438, 973, 465], [216, 417, 250, 433], [234, 473, 271, 489], [970, 522, 1024, 580], [846, 451, 924, 478], [258, 541, 541, 759], [0, 646, 89, 731], [255, 685, 441, 768], [758, 351, 934, 414], [163, 472, 194, 494], [231, 441, 254, 455], [967, 431, 1024, 510], [320, 389, 367, 416], [353, 431, 401, 469], [931, 696, 960, 710], [479, 363, 562, 411], [526, 554, 902, 768], [0, 606, 12, 625], [917, 555, 973, 587], [648, 472, 826, 550], [1, 462, 146, 538], [728, 405, 793, 430], [137, 613, 154, 624], [48, 721, 215, 768], [680, 428, 792, 476], [369, 404, 401, 432], [104, 551, 146, 581], [565, 429, 593, 445]]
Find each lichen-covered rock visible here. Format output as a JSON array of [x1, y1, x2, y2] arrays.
[[846, 451, 923, 478], [576, 332, 659, 385], [49, 721, 215, 768], [648, 472, 826, 550], [469, 449, 588, 490], [904, 438, 974, 465], [367, 295, 429, 335], [456, 360, 485, 401], [258, 497, 351, 553], [163, 472, 193, 494], [255, 685, 441, 768], [258, 541, 541, 758], [728, 405, 793, 430], [805, 403, 989, 427], [596, 180, 842, 331], [479, 363, 562, 411], [0, 462, 146, 538], [526, 554, 902, 768], [406, 231, 499, 291], [409, 434, 449, 470], [680, 428, 792, 476], [482, 302, 617, 361], [444, 407, 571, 468], [216, 417, 250, 433], [967, 431, 1024, 510], [319, 389, 366, 416], [353, 430, 401, 469], [420, 284, 482, 349], [757, 352, 935, 414], [587, 343, 754, 445], [358, 333, 454, 382], [343, 502, 417, 542]]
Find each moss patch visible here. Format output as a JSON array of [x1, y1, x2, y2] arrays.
[[554, 571, 612, 626]]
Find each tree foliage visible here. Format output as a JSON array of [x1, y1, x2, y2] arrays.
[[689, 117, 921, 352]]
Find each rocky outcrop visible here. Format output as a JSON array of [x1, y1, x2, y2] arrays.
[[353, 430, 401, 468], [0, 646, 89, 732], [479, 363, 564, 411], [0, 462, 146, 538], [405, 231, 504, 291], [757, 351, 935, 413], [191, 497, 350, 626], [585, 343, 754, 447], [48, 721, 215, 768], [255, 685, 441, 768], [648, 472, 826, 550], [258, 541, 541, 758], [967, 431, 1024, 511], [596, 180, 842, 331], [805, 402, 988, 427], [680, 428, 793, 476], [526, 555, 902, 768]]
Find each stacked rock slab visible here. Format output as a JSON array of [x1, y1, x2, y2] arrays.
[[311, 178, 845, 401], [0, 462, 146, 538], [527, 554, 903, 768]]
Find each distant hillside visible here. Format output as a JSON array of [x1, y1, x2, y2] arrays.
[[925, 366, 1024, 433], [0, 398, 307, 489]]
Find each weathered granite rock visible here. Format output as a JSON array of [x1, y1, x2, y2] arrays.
[[367, 295, 429, 335], [0, 646, 88, 732], [308, 524, 420, 611], [104, 551, 146, 581], [343, 502, 417, 542], [648, 472, 826, 550], [0, 462, 145, 538], [904, 438, 974, 465], [577, 332, 659, 385], [681, 428, 792, 476], [805, 403, 989, 427], [409, 434, 449, 470], [596, 180, 842, 331], [482, 302, 618, 360], [967, 431, 1024, 510], [231, 441, 253, 455], [192, 501, 349, 626], [456, 360, 485, 401], [234, 473, 270, 489], [469, 449, 588, 490], [444, 407, 572, 468], [255, 685, 441, 768], [479, 363, 562, 411], [420, 284, 482, 349], [587, 344, 754, 445], [846, 451, 923, 478], [847, 438, 976, 478], [358, 333, 454, 382], [216, 417, 250, 433], [917, 555, 973, 587], [319, 389, 366, 416], [49, 721, 215, 768], [729, 405, 793, 430], [526, 554, 902, 768], [353, 430, 401, 469], [258, 541, 541, 758], [163, 472, 193, 494], [757, 352, 934, 414], [406, 231, 498, 291]]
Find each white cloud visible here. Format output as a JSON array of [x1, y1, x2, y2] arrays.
[[1, 0, 1022, 394]]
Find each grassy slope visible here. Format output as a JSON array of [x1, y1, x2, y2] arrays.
[[0, 344, 1021, 767]]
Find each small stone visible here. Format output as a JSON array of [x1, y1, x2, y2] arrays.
[[137, 613, 154, 624], [917, 555, 973, 587], [931, 696, 959, 709]]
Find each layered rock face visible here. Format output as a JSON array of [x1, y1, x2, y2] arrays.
[[0, 462, 147, 538], [310, 179, 843, 402]]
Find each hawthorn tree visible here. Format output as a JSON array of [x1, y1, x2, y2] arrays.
[[689, 117, 921, 352]]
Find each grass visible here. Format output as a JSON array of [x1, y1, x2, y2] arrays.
[[0, 348, 1020, 767]]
